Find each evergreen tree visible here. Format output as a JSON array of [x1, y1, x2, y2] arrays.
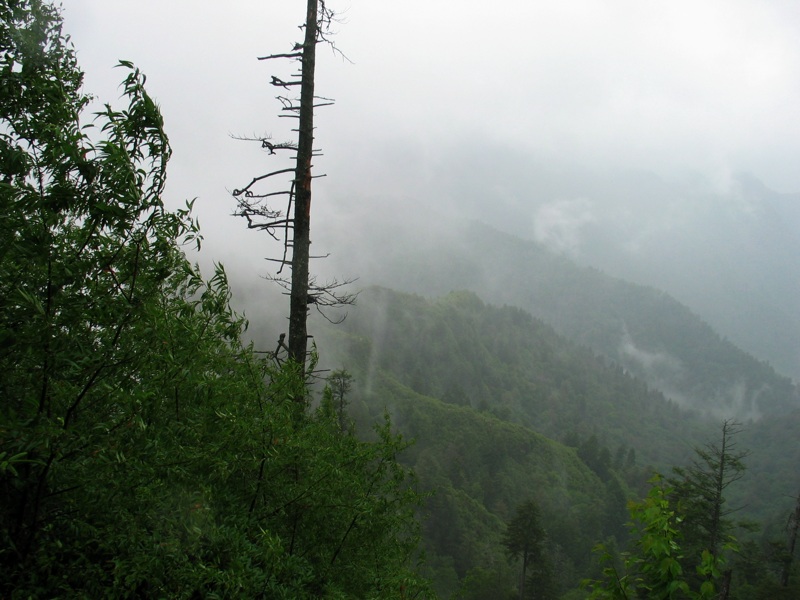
[[669, 419, 748, 593], [503, 500, 554, 599], [327, 368, 354, 432]]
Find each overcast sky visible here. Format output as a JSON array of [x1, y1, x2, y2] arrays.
[[63, 1, 800, 258]]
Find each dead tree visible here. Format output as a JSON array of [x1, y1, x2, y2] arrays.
[[233, 0, 355, 378], [782, 491, 800, 587]]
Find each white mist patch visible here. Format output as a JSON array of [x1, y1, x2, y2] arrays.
[[620, 336, 684, 376], [707, 380, 764, 421], [363, 290, 390, 399], [532, 197, 595, 256], [620, 329, 769, 420], [619, 329, 689, 406]]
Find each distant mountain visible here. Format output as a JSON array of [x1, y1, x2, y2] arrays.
[[536, 171, 800, 383], [321, 146, 800, 380], [316, 208, 799, 420]]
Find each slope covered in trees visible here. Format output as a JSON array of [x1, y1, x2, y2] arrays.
[[317, 287, 705, 469], [309, 287, 800, 597], [342, 371, 619, 598], [321, 215, 799, 419]]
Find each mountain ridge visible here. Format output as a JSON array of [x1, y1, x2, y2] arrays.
[[314, 213, 799, 419]]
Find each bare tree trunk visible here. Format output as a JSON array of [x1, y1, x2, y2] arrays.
[[716, 569, 732, 599], [287, 0, 319, 373], [782, 492, 800, 587], [233, 1, 355, 384], [708, 421, 730, 559]]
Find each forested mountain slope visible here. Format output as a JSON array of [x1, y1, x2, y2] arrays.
[[312, 288, 681, 595], [308, 287, 800, 595], [317, 287, 709, 468], [320, 153, 800, 380], [352, 374, 612, 597], [320, 216, 799, 419]]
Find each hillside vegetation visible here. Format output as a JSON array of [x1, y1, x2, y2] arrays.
[[323, 218, 800, 419], [319, 287, 706, 468], [309, 287, 800, 597]]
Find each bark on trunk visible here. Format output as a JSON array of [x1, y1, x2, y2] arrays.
[[288, 0, 318, 375]]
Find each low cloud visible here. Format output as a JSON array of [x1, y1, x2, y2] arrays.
[[532, 198, 595, 256]]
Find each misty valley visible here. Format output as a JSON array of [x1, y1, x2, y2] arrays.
[[3, 1, 800, 599]]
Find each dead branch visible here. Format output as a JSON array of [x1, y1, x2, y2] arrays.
[[314, 1, 354, 64], [258, 52, 303, 61], [270, 76, 302, 88], [271, 333, 289, 365], [232, 168, 296, 197], [309, 277, 359, 324], [237, 191, 293, 201], [229, 134, 297, 155], [262, 140, 298, 154]]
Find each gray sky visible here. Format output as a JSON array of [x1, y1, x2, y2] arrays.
[[63, 1, 800, 259], [61, 1, 800, 378]]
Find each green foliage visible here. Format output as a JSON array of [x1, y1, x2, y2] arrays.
[[323, 367, 607, 597], [586, 475, 684, 599], [0, 3, 432, 596], [667, 420, 747, 591], [502, 500, 557, 600], [585, 475, 728, 600]]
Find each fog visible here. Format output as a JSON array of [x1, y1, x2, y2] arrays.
[[64, 1, 800, 379]]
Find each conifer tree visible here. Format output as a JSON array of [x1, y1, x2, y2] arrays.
[[503, 500, 552, 599], [669, 419, 748, 594]]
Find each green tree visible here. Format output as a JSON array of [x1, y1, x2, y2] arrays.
[[327, 368, 354, 432], [0, 2, 432, 596], [1, 0, 197, 586], [585, 475, 721, 600], [781, 492, 800, 587], [503, 500, 553, 599], [669, 419, 748, 594]]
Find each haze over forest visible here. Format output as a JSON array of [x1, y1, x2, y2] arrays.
[[9, 1, 794, 597], [65, 1, 800, 381]]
